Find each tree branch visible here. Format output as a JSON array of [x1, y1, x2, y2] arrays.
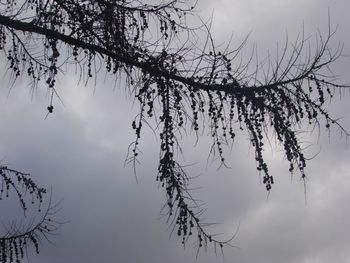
[[0, 14, 273, 95]]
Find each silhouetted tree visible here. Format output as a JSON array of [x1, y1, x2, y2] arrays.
[[0, 0, 349, 260], [0, 166, 61, 263]]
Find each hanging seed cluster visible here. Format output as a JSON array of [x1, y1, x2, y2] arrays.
[[0, 205, 61, 263], [0, 0, 191, 115], [125, 44, 347, 250], [0, 0, 349, 257], [0, 166, 46, 212]]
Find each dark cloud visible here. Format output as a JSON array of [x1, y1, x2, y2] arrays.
[[0, 1, 349, 262]]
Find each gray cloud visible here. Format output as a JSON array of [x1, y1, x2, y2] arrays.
[[0, 0, 350, 262]]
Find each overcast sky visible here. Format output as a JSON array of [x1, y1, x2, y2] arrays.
[[1, 0, 350, 262]]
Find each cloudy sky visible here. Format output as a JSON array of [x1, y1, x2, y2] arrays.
[[1, 0, 350, 262]]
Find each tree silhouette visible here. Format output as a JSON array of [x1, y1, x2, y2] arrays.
[[0, 166, 61, 263], [0, 0, 349, 260]]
